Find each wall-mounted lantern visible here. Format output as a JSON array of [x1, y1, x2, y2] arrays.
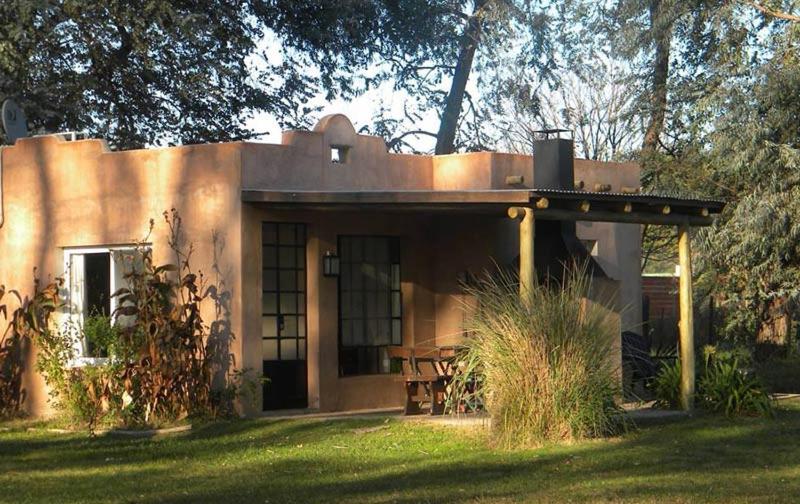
[[323, 250, 340, 277]]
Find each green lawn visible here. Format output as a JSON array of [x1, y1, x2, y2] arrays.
[[3, 402, 800, 503]]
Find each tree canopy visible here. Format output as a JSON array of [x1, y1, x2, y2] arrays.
[[0, 0, 315, 149]]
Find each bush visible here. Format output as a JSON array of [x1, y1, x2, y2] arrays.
[[83, 314, 120, 358], [448, 265, 624, 448], [650, 344, 774, 417], [698, 346, 773, 417], [652, 360, 682, 409], [0, 285, 26, 417]]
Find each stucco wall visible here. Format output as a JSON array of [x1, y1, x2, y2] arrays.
[[0, 135, 243, 417], [0, 114, 640, 416]]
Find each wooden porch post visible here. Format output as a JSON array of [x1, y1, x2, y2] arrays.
[[508, 207, 535, 301], [678, 223, 695, 411]]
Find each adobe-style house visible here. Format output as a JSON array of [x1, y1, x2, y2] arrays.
[[0, 114, 722, 416]]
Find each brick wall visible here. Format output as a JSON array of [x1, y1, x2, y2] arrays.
[[642, 275, 679, 346]]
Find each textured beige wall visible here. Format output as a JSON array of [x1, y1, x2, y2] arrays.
[[0, 135, 243, 417], [0, 114, 641, 416]]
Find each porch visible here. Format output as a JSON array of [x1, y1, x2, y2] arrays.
[[241, 187, 722, 414]]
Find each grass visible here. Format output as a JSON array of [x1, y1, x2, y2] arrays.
[[453, 266, 621, 447], [3, 401, 800, 503]]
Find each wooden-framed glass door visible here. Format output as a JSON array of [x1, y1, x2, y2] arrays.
[[262, 222, 308, 410]]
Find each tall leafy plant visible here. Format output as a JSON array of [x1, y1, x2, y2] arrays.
[[111, 210, 223, 424], [0, 277, 65, 418]]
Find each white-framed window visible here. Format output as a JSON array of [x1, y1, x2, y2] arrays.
[[62, 246, 144, 364]]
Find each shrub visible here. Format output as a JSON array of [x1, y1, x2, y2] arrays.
[[83, 314, 120, 358], [448, 265, 624, 448], [0, 285, 26, 417], [650, 344, 774, 417], [698, 346, 773, 417], [652, 360, 682, 410]]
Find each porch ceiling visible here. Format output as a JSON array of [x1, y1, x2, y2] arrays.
[[241, 189, 725, 226]]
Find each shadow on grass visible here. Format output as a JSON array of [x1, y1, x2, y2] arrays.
[[3, 408, 800, 503]]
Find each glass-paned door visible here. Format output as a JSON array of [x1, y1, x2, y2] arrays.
[[262, 222, 308, 410]]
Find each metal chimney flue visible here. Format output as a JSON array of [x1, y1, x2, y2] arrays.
[[528, 129, 608, 280], [532, 129, 574, 190]]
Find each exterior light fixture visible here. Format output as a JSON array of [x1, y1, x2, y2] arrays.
[[323, 250, 340, 277]]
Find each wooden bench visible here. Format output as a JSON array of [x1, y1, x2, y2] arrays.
[[388, 346, 456, 415]]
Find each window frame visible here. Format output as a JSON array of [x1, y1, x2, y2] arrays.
[[261, 222, 308, 362], [62, 245, 143, 366], [337, 235, 402, 377]]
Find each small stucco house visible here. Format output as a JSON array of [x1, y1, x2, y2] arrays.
[[0, 114, 720, 416]]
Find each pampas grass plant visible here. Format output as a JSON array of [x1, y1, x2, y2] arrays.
[[449, 264, 625, 448]]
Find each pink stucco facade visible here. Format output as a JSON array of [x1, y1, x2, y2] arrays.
[[0, 114, 640, 416]]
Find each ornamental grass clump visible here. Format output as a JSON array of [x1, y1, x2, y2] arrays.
[[449, 265, 624, 448]]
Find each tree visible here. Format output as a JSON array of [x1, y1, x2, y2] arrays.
[[493, 59, 641, 161], [694, 34, 800, 343], [265, 0, 560, 154], [0, 0, 314, 149]]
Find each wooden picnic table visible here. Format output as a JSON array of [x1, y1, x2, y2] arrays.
[[388, 345, 461, 415]]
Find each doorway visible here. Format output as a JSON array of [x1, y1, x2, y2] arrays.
[[261, 222, 308, 410]]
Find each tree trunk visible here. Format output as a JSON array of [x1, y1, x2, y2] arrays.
[[435, 0, 487, 155], [642, 0, 671, 152]]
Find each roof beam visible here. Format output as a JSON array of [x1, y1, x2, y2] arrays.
[[534, 208, 712, 226]]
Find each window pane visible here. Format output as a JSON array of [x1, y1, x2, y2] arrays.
[[392, 319, 402, 345], [362, 263, 376, 291], [263, 246, 277, 268], [279, 270, 296, 291], [263, 270, 277, 291], [366, 295, 377, 319], [262, 316, 278, 337], [342, 319, 353, 346], [298, 294, 306, 314], [391, 292, 402, 317], [262, 339, 278, 360], [280, 294, 297, 314], [378, 319, 390, 341], [379, 347, 391, 374], [298, 339, 306, 360], [84, 252, 111, 318], [351, 291, 363, 317], [262, 293, 278, 314], [340, 264, 351, 290], [391, 265, 400, 290], [376, 264, 389, 290], [352, 319, 364, 345], [377, 293, 389, 318], [351, 266, 363, 290], [296, 248, 305, 269], [366, 318, 378, 343], [298, 316, 306, 337], [297, 271, 306, 291], [279, 247, 295, 268], [279, 224, 295, 245], [262, 223, 277, 245], [280, 339, 297, 360], [282, 316, 298, 337]]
